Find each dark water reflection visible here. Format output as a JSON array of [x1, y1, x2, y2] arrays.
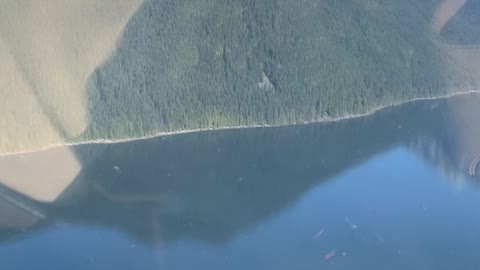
[[2, 94, 480, 269]]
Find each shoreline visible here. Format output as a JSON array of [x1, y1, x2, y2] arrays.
[[1, 89, 480, 157]]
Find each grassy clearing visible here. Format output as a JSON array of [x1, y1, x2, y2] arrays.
[[432, 0, 467, 33], [0, 0, 142, 153], [432, 0, 480, 88], [0, 40, 62, 153]]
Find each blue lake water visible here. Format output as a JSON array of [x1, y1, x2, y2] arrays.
[[1, 93, 480, 269]]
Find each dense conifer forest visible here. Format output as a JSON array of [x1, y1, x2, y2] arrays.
[[80, 0, 473, 140]]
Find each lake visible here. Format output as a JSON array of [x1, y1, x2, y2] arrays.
[[1, 93, 480, 269]]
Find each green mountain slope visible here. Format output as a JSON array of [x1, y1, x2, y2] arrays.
[[82, 0, 451, 140]]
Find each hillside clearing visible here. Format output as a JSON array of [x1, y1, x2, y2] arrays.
[[0, 0, 142, 152]]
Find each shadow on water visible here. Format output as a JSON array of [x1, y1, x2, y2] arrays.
[[2, 92, 476, 243], [1, 93, 480, 246]]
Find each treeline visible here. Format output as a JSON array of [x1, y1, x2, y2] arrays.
[[80, 0, 448, 141]]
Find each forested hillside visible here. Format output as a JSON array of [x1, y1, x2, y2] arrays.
[[82, 0, 455, 140]]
